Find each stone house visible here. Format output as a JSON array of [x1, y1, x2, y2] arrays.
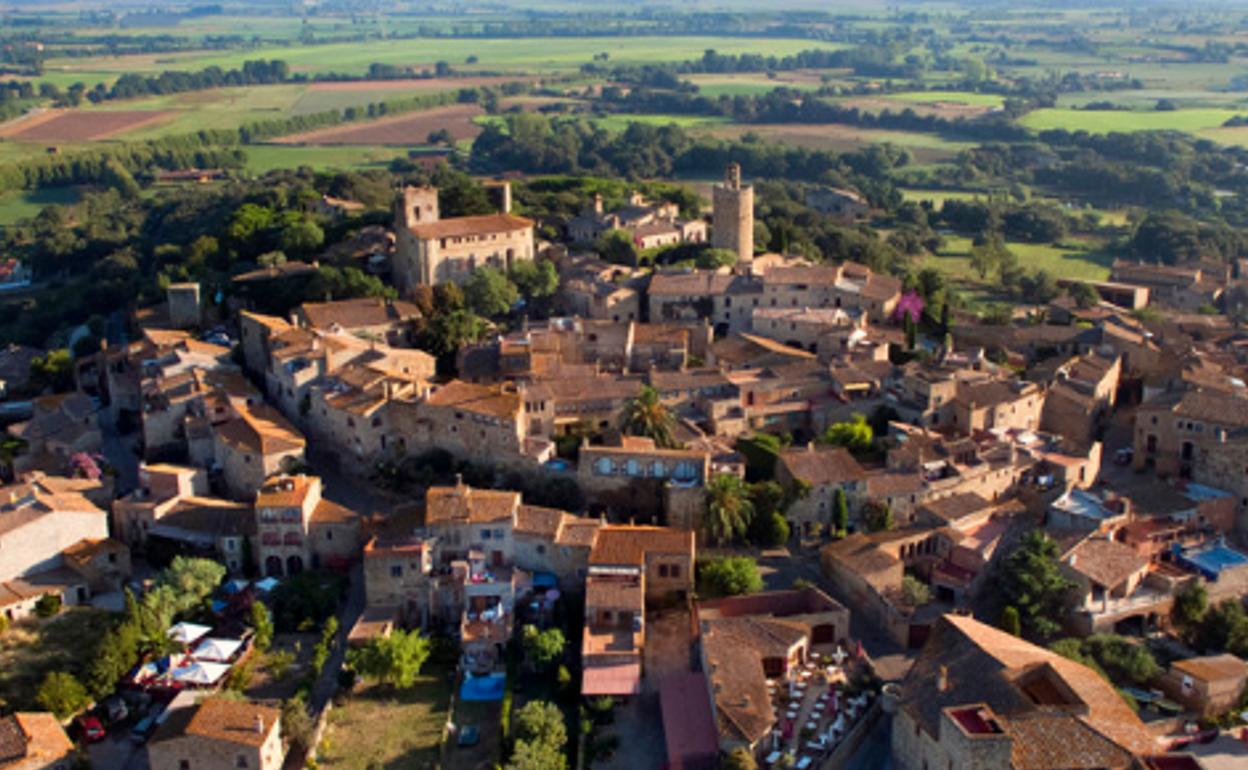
[[891, 614, 1159, 770], [1158, 654, 1248, 717], [293, 297, 424, 347], [1061, 537, 1151, 635], [1040, 352, 1122, 446], [576, 436, 712, 529], [940, 378, 1045, 434], [147, 698, 283, 770], [804, 186, 870, 219], [0, 475, 118, 621], [581, 524, 694, 698], [559, 277, 642, 323], [392, 184, 535, 291], [697, 588, 850, 756], [0, 712, 74, 770], [1194, 429, 1248, 529], [567, 191, 706, 247], [749, 305, 866, 355], [254, 474, 360, 577], [776, 444, 868, 536], [8, 393, 101, 476], [1133, 388, 1248, 477], [212, 403, 306, 500]]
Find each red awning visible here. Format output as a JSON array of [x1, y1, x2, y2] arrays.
[[581, 660, 642, 696]]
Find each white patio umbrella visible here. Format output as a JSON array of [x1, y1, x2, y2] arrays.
[[191, 638, 243, 662], [171, 661, 231, 685], [167, 622, 212, 645]]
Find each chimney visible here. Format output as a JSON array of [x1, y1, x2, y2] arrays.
[[454, 473, 464, 492], [593, 193, 603, 215], [937, 665, 949, 692], [254, 714, 264, 734]]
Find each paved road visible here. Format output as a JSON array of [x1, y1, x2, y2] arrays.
[[310, 561, 366, 714], [97, 407, 140, 496], [88, 731, 149, 770]]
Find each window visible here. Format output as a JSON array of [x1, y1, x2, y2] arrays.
[[659, 564, 669, 578], [180, 762, 190, 770], [326, 530, 333, 541], [536, 544, 545, 555], [236, 756, 249, 769], [481, 529, 492, 540], [390, 565, 402, 578], [493, 528, 504, 539]]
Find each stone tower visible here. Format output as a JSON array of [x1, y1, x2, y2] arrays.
[[394, 185, 440, 230], [167, 282, 201, 329], [712, 162, 754, 266]]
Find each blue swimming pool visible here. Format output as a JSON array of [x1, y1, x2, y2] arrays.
[[460, 673, 506, 702]]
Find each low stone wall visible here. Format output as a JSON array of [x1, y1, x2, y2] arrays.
[[819, 700, 882, 770]]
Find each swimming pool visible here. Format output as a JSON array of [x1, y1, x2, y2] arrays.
[[460, 673, 506, 702]]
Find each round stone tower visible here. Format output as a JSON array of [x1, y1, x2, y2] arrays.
[[712, 162, 754, 267]]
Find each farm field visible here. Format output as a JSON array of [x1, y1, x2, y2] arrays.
[[41, 36, 847, 82], [886, 90, 1006, 107], [707, 123, 976, 163], [0, 108, 176, 141], [1020, 107, 1247, 134], [272, 103, 485, 145], [241, 144, 416, 174], [686, 71, 835, 97]]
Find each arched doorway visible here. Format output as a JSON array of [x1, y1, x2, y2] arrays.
[[286, 555, 304, 576], [265, 556, 283, 577]]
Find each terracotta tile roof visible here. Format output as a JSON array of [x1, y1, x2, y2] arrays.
[[426, 485, 518, 525], [778, 445, 866, 486], [647, 271, 737, 296], [2, 713, 72, 766], [920, 492, 993, 524], [232, 261, 317, 284], [311, 498, 358, 526], [162, 497, 254, 538], [556, 520, 602, 548], [865, 471, 925, 498], [955, 378, 1041, 409], [299, 298, 420, 331], [513, 505, 567, 538], [901, 615, 1159, 762], [61, 537, 127, 566], [214, 403, 306, 456], [701, 617, 777, 744], [255, 475, 316, 509], [1171, 654, 1248, 683], [821, 532, 901, 578], [158, 698, 279, 747], [764, 265, 842, 286], [1006, 711, 1137, 770], [585, 575, 643, 611], [408, 212, 533, 240], [0, 478, 104, 536], [424, 380, 520, 420], [588, 525, 693, 567], [1066, 538, 1149, 589]]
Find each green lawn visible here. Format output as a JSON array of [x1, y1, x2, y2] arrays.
[[900, 188, 988, 207], [927, 235, 1113, 286], [590, 113, 730, 132], [0, 186, 81, 226], [686, 74, 828, 98], [1020, 107, 1247, 134], [317, 675, 452, 770]]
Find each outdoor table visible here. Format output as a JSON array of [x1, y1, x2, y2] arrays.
[[786, 710, 798, 720], [796, 756, 813, 770], [765, 751, 782, 766]]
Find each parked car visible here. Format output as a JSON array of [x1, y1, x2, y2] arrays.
[[1114, 447, 1133, 465], [76, 716, 107, 744], [100, 696, 129, 724], [129, 715, 158, 745]]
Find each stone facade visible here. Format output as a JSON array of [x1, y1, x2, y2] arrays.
[[711, 163, 754, 266], [166, 282, 202, 329], [147, 699, 283, 770], [254, 475, 360, 577]]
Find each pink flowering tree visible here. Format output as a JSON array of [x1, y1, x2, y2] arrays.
[[893, 291, 925, 324]]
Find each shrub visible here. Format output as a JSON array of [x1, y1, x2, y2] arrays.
[[34, 593, 62, 618], [697, 556, 763, 598], [36, 672, 89, 719]]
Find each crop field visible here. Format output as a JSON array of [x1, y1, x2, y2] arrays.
[[926, 235, 1113, 289], [241, 145, 417, 173], [708, 123, 976, 164], [886, 90, 1006, 107], [1020, 107, 1247, 134], [41, 36, 847, 82], [0, 108, 177, 142], [273, 103, 485, 145], [0, 187, 81, 226], [686, 71, 835, 97], [292, 76, 529, 115]]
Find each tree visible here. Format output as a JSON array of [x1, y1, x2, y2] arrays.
[[36, 672, 89, 719], [464, 266, 520, 317], [1000, 606, 1022, 637], [819, 414, 873, 453], [618, 385, 677, 449], [698, 557, 763, 598], [422, 309, 488, 358], [863, 500, 894, 533], [1001, 531, 1074, 638], [901, 575, 931, 607], [1067, 281, 1100, 310], [281, 697, 316, 752], [695, 248, 737, 269], [1082, 634, 1161, 685], [346, 629, 431, 688], [509, 259, 559, 302], [522, 624, 565, 672], [158, 556, 226, 607], [723, 747, 758, 770], [704, 474, 754, 545], [832, 488, 849, 537], [1174, 581, 1209, 633], [28, 349, 74, 393], [507, 700, 568, 770], [746, 481, 789, 547], [1195, 600, 1248, 657], [250, 601, 274, 654], [34, 593, 61, 618], [595, 229, 638, 265]]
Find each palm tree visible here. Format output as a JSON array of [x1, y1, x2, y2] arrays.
[[704, 474, 754, 546], [618, 385, 678, 448]]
